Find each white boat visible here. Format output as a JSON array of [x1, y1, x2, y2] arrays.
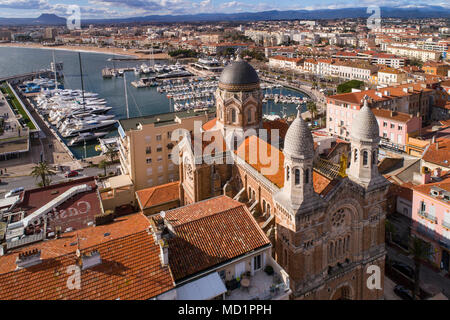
[[68, 132, 109, 146]]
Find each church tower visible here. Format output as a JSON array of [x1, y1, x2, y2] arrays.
[[214, 56, 263, 149], [347, 96, 386, 190], [273, 109, 323, 228]]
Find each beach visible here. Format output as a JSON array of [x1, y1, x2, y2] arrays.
[[0, 42, 170, 60]]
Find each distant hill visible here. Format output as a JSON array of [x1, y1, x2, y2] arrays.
[[0, 6, 448, 26]]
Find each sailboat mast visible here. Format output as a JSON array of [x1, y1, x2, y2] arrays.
[[52, 50, 58, 89], [124, 73, 129, 119], [78, 52, 86, 112]]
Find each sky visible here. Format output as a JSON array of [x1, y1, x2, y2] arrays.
[[0, 0, 448, 19]]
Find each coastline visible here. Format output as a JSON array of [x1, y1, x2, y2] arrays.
[[0, 42, 170, 60]]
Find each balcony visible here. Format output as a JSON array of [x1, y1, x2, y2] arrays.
[[225, 257, 291, 300], [443, 221, 450, 230], [417, 209, 437, 223]]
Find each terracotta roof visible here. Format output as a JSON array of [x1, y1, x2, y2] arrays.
[[413, 177, 450, 205], [202, 118, 217, 131], [422, 137, 450, 168], [164, 196, 271, 281], [262, 119, 290, 140], [136, 181, 180, 210], [372, 108, 415, 123], [0, 213, 175, 300], [235, 135, 334, 195]]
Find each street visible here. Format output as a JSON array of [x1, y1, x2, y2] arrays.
[[0, 166, 105, 197], [387, 246, 450, 298]]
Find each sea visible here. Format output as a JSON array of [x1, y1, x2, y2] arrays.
[[0, 46, 307, 159]]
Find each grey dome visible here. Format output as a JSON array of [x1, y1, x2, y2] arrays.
[[219, 59, 259, 86], [351, 101, 379, 141], [284, 111, 314, 158]]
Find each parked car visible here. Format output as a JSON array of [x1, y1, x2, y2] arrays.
[[394, 285, 414, 300], [4, 187, 24, 199], [65, 170, 79, 178], [391, 261, 415, 279]]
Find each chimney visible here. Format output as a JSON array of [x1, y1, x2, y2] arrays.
[[432, 135, 436, 144], [436, 141, 439, 150], [81, 250, 102, 270], [403, 87, 408, 93], [16, 249, 42, 268], [159, 239, 169, 266], [384, 90, 390, 96]]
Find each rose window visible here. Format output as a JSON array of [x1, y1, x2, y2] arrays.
[[331, 209, 345, 227]]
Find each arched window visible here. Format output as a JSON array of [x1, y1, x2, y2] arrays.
[[363, 150, 368, 166], [354, 149, 358, 162], [346, 235, 350, 251], [231, 108, 237, 123], [263, 200, 267, 213], [304, 169, 309, 184], [267, 204, 271, 215], [372, 150, 377, 165], [286, 166, 290, 181], [247, 108, 252, 123], [295, 169, 300, 185], [284, 248, 288, 267], [233, 136, 238, 151], [329, 242, 334, 260]]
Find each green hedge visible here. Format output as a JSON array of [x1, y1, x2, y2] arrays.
[[1, 84, 36, 130]]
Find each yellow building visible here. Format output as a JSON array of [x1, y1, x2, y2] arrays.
[[117, 109, 215, 192]]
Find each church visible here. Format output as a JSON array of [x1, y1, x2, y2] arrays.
[[176, 57, 388, 300]]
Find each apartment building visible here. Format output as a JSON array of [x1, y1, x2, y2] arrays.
[[372, 108, 421, 152], [303, 58, 377, 81], [422, 61, 450, 76], [117, 109, 214, 191], [326, 83, 432, 141], [370, 53, 407, 69], [411, 174, 450, 273], [268, 56, 303, 69], [377, 67, 408, 85], [386, 45, 440, 62]]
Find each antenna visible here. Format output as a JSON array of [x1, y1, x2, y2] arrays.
[[52, 50, 58, 90]]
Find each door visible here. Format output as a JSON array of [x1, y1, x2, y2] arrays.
[[235, 262, 246, 279]]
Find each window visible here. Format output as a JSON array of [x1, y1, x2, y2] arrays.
[[146, 146, 151, 154], [363, 150, 368, 166], [147, 178, 153, 185], [383, 121, 387, 127], [295, 169, 300, 185], [146, 158, 152, 164], [398, 125, 403, 131], [145, 136, 151, 143], [168, 163, 174, 171], [372, 151, 377, 165], [253, 254, 262, 271], [158, 165, 163, 173], [231, 108, 237, 123], [157, 156, 162, 162], [420, 201, 426, 212], [147, 168, 153, 175], [168, 154, 172, 160], [304, 169, 309, 184], [354, 149, 358, 162], [286, 166, 290, 181], [167, 131, 171, 139], [158, 176, 163, 183], [157, 146, 163, 152], [247, 108, 252, 123], [390, 123, 395, 129], [156, 134, 162, 141]]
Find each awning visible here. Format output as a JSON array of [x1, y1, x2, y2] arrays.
[[176, 272, 227, 300]]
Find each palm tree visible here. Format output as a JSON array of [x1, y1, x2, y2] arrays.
[[385, 219, 397, 244], [31, 161, 55, 187], [409, 236, 432, 300], [98, 160, 108, 176], [306, 101, 318, 126], [104, 145, 118, 164]]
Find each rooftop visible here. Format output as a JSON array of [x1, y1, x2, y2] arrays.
[[136, 181, 180, 211], [0, 213, 175, 299]]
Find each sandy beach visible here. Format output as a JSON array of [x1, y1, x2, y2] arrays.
[[0, 42, 170, 60]]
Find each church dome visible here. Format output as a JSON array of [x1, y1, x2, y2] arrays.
[[284, 110, 314, 158], [350, 100, 379, 141], [218, 57, 260, 91]]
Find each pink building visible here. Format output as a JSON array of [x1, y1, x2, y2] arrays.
[[411, 173, 450, 273], [326, 92, 421, 152]]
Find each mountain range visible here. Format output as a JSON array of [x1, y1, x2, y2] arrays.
[[0, 6, 448, 26]]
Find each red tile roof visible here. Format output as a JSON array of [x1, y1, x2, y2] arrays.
[[422, 137, 450, 168], [164, 196, 271, 281], [0, 213, 175, 299], [202, 118, 217, 131], [136, 181, 180, 210]]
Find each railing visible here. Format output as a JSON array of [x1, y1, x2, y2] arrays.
[[6, 232, 44, 249], [443, 221, 450, 230], [417, 209, 437, 223]]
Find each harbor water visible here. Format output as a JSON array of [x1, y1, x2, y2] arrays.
[[0, 46, 308, 159]]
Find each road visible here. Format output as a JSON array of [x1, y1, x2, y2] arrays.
[[0, 167, 105, 197], [387, 246, 450, 298]]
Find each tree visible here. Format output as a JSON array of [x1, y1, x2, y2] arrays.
[[385, 219, 397, 243], [409, 236, 433, 300], [31, 162, 55, 187], [98, 160, 108, 176], [306, 101, 318, 126], [104, 145, 118, 164]]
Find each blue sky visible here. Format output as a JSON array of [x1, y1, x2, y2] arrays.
[[0, 0, 448, 18]]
